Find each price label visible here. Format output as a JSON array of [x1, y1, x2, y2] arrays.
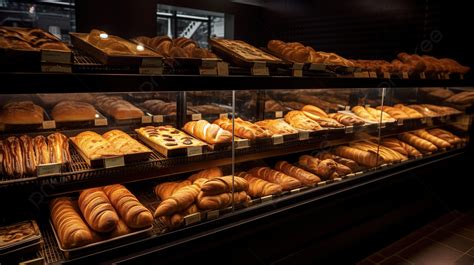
[[199, 67, 218, 75], [346, 173, 355, 178], [272, 135, 284, 145], [141, 57, 162, 67], [139, 67, 162, 75], [37, 163, 61, 177], [94, 118, 108, 126], [235, 139, 250, 149], [184, 213, 201, 226], [426, 118, 433, 126], [251, 66, 269, 76], [261, 195, 273, 203], [187, 146, 202, 157], [153, 115, 164, 123], [290, 188, 302, 194], [369, 72, 378, 78], [292, 69, 303, 77], [41, 50, 70, 63], [345, 105, 350, 111], [104, 156, 125, 168], [383, 72, 391, 79], [192, 113, 202, 121], [42, 120, 56, 129], [309, 63, 326, 71], [217, 62, 229, 76], [444, 73, 450, 80], [421, 118, 427, 124], [207, 210, 219, 220], [201, 59, 217, 68], [345, 126, 354, 134], [317, 181, 327, 186], [334, 177, 342, 182], [420, 72, 426, 79], [219, 113, 228, 119], [354, 71, 370, 78], [355, 171, 363, 175], [275, 111, 283, 118], [397, 119, 404, 126], [402, 72, 409, 79], [298, 131, 310, 140], [141, 116, 152, 124]]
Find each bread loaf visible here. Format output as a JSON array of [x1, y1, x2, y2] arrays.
[[154, 184, 200, 217], [188, 167, 223, 182], [376, 106, 410, 119], [154, 180, 192, 200], [0, 101, 44, 124], [301, 105, 328, 117], [103, 184, 153, 229], [78, 188, 119, 233], [5, 137, 25, 176], [214, 117, 272, 140], [196, 191, 250, 210], [51, 101, 97, 122], [72, 131, 121, 160], [407, 105, 439, 117], [328, 113, 365, 126], [19, 135, 37, 175], [297, 155, 338, 180], [183, 120, 232, 144], [412, 129, 451, 148], [50, 197, 95, 249], [314, 152, 360, 172], [102, 129, 151, 154], [95, 95, 144, 120], [393, 104, 424, 118], [274, 161, 320, 185], [350, 141, 407, 163], [284, 110, 322, 131], [428, 129, 462, 145], [333, 146, 381, 168], [33, 135, 50, 165], [254, 119, 299, 135], [248, 167, 302, 191], [200, 176, 249, 196], [302, 111, 344, 128], [237, 172, 282, 197], [381, 138, 422, 157], [351, 106, 377, 122], [399, 133, 437, 152]]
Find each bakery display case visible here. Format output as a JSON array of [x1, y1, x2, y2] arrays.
[[0, 71, 472, 263]]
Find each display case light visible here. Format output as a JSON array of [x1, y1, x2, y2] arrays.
[[136, 45, 145, 52], [99, 33, 108, 39]]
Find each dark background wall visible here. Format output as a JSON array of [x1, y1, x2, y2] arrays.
[[75, 0, 472, 68]]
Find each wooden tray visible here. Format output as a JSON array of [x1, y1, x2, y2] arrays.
[[70, 32, 163, 66], [136, 130, 207, 158], [70, 138, 127, 168]]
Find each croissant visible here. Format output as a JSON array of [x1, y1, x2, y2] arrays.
[[154, 184, 200, 217], [412, 129, 451, 149], [274, 161, 320, 185], [200, 176, 249, 196], [399, 133, 437, 152], [237, 172, 282, 197], [248, 167, 302, 191], [183, 120, 232, 144], [297, 155, 338, 180]]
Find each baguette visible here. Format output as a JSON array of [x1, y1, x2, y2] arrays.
[[284, 110, 322, 131], [103, 184, 153, 229], [349, 141, 407, 163], [248, 167, 302, 191], [428, 128, 462, 145], [376, 106, 410, 119], [333, 146, 381, 168], [328, 113, 365, 126], [351, 106, 377, 122], [78, 188, 119, 233], [381, 138, 422, 157], [399, 133, 437, 152], [412, 129, 451, 148], [274, 161, 321, 185], [237, 172, 282, 197], [297, 155, 338, 180], [301, 105, 329, 117], [196, 191, 249, 210], [183, 120, 232, 144], [153, 184, 200, 217], [213, 117, 272, 140], [393, 104, 424, 118], [200, 176, 249, 196]]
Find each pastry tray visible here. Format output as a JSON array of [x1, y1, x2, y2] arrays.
[[136, 130, 208, 158], [69, 137, 150, 168], [209, 38, 287, 68], [70, 32, 163, 66], [49, 219, 152, 259], [0, 220, 42, 256]]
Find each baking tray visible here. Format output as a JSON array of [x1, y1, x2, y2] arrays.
[[70, 32, 163, 66], [49, 219, 152, 259], [0, 220, 42, 256], [136, 130, 207, 158], [69, 138, 126, 168], [209, 38, 287, 69]]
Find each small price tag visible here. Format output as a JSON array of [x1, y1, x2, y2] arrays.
[[104, 156, 125, 168], [42, 120, 56, 129], [275, 111, 283, 118], [141, 116, 152, 124], [272, 135, 284, 145], [369, 72, 377, 78], [153, 115, 164, 123], [94, 118, 108, 126], [217, 62, 229, 76], [298, 131, 310, 140], [141, 57, 162, 67], [192, 113, 202, 121], [334, 177, 342, 182], [354, 71, 370, 78], [444, 73, 450, 80], [309, 63, 326, 71], [235, 139, 250, 149], [460, 74, 464, 80], [355, 171, 364, 176], [345, 105, 350, 111], [184, 213, 201, 226], [290, 188, 302, 194], [421, 118, 427, 124], [201, 59, 217, 68], [292, 69, 303, 77], [317, 181, 327, 186], [207, 210, 219, 220], [346, 173, 355, 178], [37, 163, 61, 177], [345, 126, 354, 134], [383, 72, 391, 79], [139, 67, 163, 75], [187, 146, 202, 157], [251, 66, 269, 76], [261, 195, 273, 203], [402, 72, 409, 79], [219, 113, 228, 119], [397, 119, 404, 126], [420, 72, 426, 79], [199, 67, 218, 75], [426, 118, 433, 126], [41, 50, 70, 64]]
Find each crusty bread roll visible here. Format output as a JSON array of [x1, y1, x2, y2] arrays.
[[78, 188, 119, 233], [51, 101, 97, 122], [183, 120, 232, 144], [188, 167, 223, 182], [412, 129, 451, 149], [399, 133, 437, 152], [196, 191, 250, 210], [274, 161, 320, 185], [333, 146, 381, 168]]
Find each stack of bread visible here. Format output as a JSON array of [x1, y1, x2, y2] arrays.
[[0, 133, 70, 177], [0, 27, 69, 51], [49, 185, 153, 249], [135, 36, 217, 59], [267, 40, 354, 67], [154, 167, 251, 230]]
